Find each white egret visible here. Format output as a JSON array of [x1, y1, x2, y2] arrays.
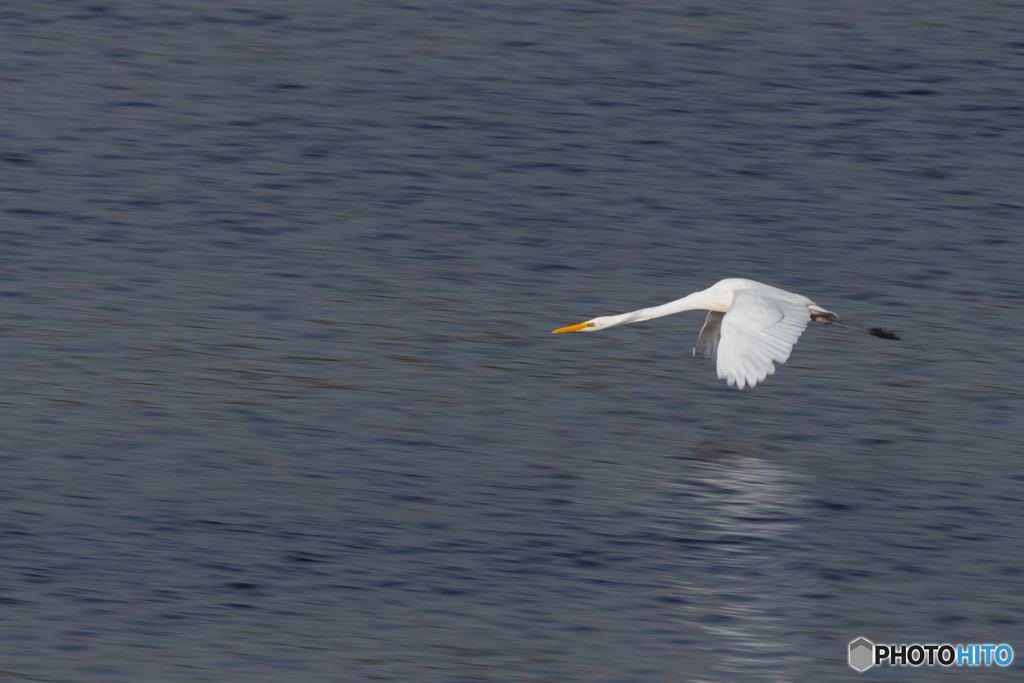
[[553, 278, 897, 390]]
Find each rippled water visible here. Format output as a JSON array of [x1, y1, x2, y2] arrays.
[[1, 1, 1023, 681]]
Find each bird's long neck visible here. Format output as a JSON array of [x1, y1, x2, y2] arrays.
[[603, 289, 726, 328]]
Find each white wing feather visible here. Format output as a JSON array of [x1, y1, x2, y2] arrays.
[[693, 311, 724, 358], [716, 289, 810, 390]]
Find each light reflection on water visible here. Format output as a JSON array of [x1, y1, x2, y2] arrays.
[[650, 449, 810, 682]]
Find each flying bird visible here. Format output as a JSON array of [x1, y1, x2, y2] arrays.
[[552, 278, 897, 390]]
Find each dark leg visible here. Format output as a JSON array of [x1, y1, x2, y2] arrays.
[[812, 315, 899, 340]]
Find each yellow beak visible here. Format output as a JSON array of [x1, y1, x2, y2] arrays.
[[552, 322, 594, 334]]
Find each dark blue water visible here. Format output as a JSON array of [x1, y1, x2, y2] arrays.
[[1, 1, 1023, 681]]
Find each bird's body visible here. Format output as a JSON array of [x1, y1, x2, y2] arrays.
[[553, 278, 895, 390]]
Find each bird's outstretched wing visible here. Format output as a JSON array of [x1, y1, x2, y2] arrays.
[[717, 289, 810, 390], [693, 311, 724, 359]]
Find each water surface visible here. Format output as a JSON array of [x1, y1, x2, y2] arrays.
[[1, 1, 1023, 681]]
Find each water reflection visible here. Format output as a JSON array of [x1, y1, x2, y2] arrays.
[[658, 446, 809, 682]]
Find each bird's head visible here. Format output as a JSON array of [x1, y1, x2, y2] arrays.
[[552, 316, 613, 333]]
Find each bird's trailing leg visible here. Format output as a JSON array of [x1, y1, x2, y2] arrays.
[[811, 315, 900, 340]]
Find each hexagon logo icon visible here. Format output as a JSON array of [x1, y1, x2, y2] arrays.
[[849, 637, 874, 672]]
